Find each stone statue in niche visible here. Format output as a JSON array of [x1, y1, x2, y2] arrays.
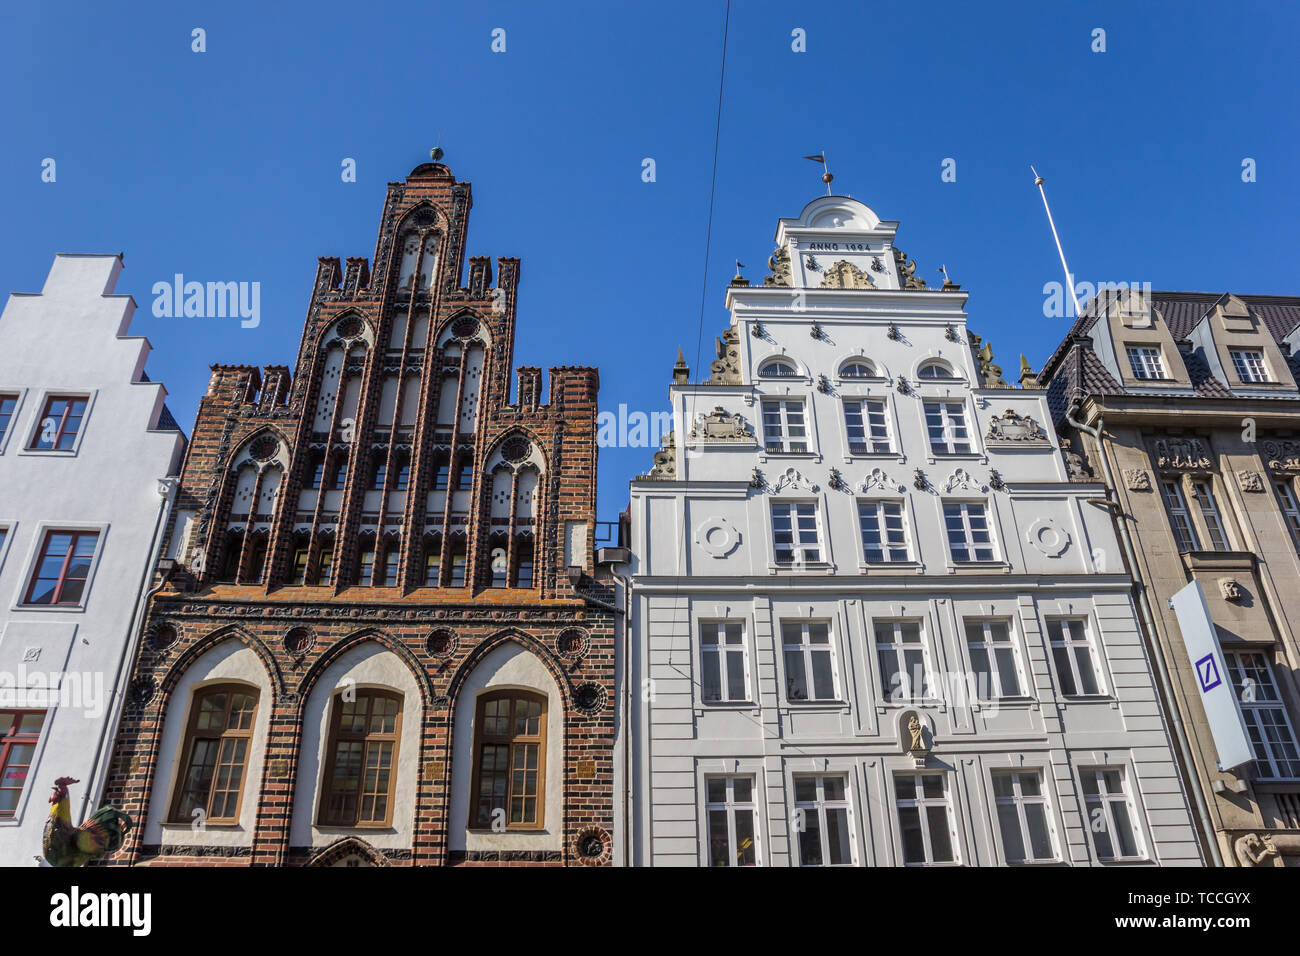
[[907, 716, 925, 752], [690, 407, 753, 442], [819, 259, 875, 290]]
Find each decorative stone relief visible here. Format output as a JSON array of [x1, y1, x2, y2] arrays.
[[1026, 518, 1071, 557], [1219, 578, 1243, 602], [706, 327, 742, 384], [1123, 468, 1152, 491], [859, 468, 905, 494], [893, 248, 927, 289], [1234, 833, 1278, 867], [941, 467, 986, 493], [975, 341, 1009, 388], [696, 516, 741, 558], [771, 467, 819, 494], [984, 409, 1048, 444], [763, 245, 792, 287], [638, 430, 676, 480], [1153, 436, 1213, 470], [819, 259, 875, 289], [1261, 439, 1300, 473], [689, 407, 753, 443], [1060, 438, 1092, 481], [1236, 470, 1264, 492]]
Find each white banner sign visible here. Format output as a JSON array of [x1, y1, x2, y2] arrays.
[[1169, 580, 1254, 772]]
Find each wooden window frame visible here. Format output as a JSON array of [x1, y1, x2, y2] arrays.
[[168, 683, 259, 825], [23, 529, 100, 606], [27, 394, 88, 451], [0, 709, 46, 818], [469, 689, 548, 831], [318, 688, 403, 828], [0, 393, 19, 447]]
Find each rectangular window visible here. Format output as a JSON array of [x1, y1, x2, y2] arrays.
[[924, 401, 971, 455], [1230, 348, 1272, 383], [450, 552, 466, 587], [700, 621, 748, 703], [457, 463, 473, 490], [761, 399, 808, 453], [433, 462, 450, 491], [1126, 345, 1166, 380], [781, 620, 836, 702], [857, 500, 909, 562], [705, 776, 759, 866], [844, 399, 890, 454], [1081, 768, 1143, 861], [1275, 480, 1300, 550], [331, 461, 348, 490], [1047, 618, 1103, 696], [24, 530, 99, 605], [371, 463, 387, 489], [0, 394, 18, 446], [315, 547, 334, 586], [943, 501, 995, 562], [424, 549, 441, 587], [1161, 480, 1200, 551], [357, 548, 375, 586], [380, 549, 400, 586], [290, 547, 309, 585], [771, 501, 821, 565], [308, 459, 325, 489], [1192, 480, 1230, 550], [964, 619, 1024, 698], [28, 395, 87, 451], [793, 775, 853, 866], [395, 463, 410, 491], [0, 711, 45, 817], [894, 773, 957, 865], [993, 771, 1056, 863], [1225, 652, 1300, 780], [875, 620, 932, 700]]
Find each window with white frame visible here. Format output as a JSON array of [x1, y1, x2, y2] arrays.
[[1225, 651, 1300, 780], [857, 500, 909, 562], [844, 398, 891, 454], [1275, 480, 1300, 551], [704, 776, 759, 866], [993, 771, 1057, 864], [839, 359, 877, 379], [924, 401, 971, 455], [1230, 348, 1272, 383], [943, 501, 996, 562], [918, 360, 957, 379], [793, 775, 853, 866], [874, 620, 932, 700], [964, 619, 1024, 698], [700, 620, 749, 703], [781, 620, 836, 701], [1191, 479, 1230, 550], [1080, 768, 1144, 861], [1126, 345, 1167, 380], [758, 358, 800, 378], [761, 399, 808, 453], [894, 773, 957, 865], [1046, 618, 1104, 696], [771, 501, 822, 565], [1161, 480, 1200, 551]]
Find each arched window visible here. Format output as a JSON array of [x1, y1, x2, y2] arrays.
[[169, 684, 259, 824], [839, 359, 877, 379], [918, 360, 958, 379], [319, 689, 402, 827], [396, 233, 420, 291], [758, 358, 800, 378], [471, 690, 546, 830]]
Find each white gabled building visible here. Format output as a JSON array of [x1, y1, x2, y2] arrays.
[[0, 255, 185, 865], [624, 196, 1204, 866]]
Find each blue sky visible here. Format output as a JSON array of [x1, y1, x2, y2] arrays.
[[2, 0, 1297, 518]]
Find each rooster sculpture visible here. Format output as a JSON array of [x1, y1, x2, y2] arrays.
[[42, 776, 132, 867]]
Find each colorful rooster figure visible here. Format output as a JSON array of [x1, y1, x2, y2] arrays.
[[42, 776, 132, 867]]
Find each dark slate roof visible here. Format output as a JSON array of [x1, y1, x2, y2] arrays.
[[156, 404, 180, 432]]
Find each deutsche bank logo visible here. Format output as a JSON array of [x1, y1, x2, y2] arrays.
[[1195, 653, 1222, 693]]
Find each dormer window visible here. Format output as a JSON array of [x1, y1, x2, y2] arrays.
[[839, 359, 877, 379], [1230, 348, 1272, 383], [917, 361, 957, 380], [1126, 346, 1167, 381], [759, 358, 800, 378]]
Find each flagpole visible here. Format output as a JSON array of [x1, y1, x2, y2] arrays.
[[1031, 166, 1081, 317]]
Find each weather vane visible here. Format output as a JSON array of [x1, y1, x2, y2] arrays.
[[805, 152, 832, 194]]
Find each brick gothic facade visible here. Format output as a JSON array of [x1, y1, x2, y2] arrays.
[[101, 161, 616, 866]]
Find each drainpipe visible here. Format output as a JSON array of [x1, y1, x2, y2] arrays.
[[1065, 407, 1223, 866], [608, 563, 632, 867], [80, 476, 179, 822]]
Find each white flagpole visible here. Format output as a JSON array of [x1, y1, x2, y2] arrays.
[[1031, 166, 1082, 317]]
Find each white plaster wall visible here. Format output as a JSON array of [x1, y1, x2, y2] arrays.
[[146, 642, 270, 847], [0, 255, 185, 865], [447, 641, 563, 852], [289, 642, 422, 849]]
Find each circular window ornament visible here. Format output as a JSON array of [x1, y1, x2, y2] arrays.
[[426, 628, 458, 659], [557, 628, 589, 661], [1026, 518, 1071, 558], [129, 676, 156, 709], [148, 621, 180, 652], [337, 316, 364, 339], [248, 435, 279, 462], [695, 516, 741, 558], [573, 826, 612, 866], [452, 317, 480, 340], [573, 682, 607, 716], [283, 626, 315, 657], [500, 436, 531, 464]]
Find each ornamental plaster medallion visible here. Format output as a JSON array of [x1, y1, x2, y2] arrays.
[[941, 467, 985, 494], [984, 409, 1049, 445], [771, 467, 819, 494], [859, 467, 904, 494], [426, 628, 458, 659], [1123, 468, 1151, 491], [1026, 517, 1071, 557], [696, 516, 741, 558], [819, 259, 875, 289], [1219, 578, 1243, 603], [689, 407, 753, 443], [573, 682, 607, 716], [283, 626, 315, 657], [557, 628, 590, 661]]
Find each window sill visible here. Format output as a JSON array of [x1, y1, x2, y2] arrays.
[[857, 561, 923, 574], [465, 826, 550, 835], [759, 451, 820, 460], [17, 448, 78, 458], [768, 563, 835, 574], [314, 824, 397, 832], [700, 700, 758, 709], [11, 602, 87, 614], [160, 821, 243, 830], [946, 561, 1009, 574], [782, 698, 848, 708]]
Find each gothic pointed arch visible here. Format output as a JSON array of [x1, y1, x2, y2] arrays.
[[155, 623, 286, 705], [445, 628, 571, 708], [305, 835, 390, 867], [293, 627, 434, 710]]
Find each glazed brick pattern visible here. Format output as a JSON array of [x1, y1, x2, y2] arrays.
[[99, 162, 615, 866]]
